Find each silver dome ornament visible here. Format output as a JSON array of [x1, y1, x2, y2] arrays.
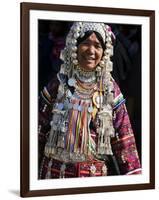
[[74, 32, 80, 39], [71, 39, 77, 45], [103, 55, 109, 61], [71, 46, 77, 52], [71, 52, 77, 59], [99, 60, 105, 68], [106, 42, 112, 48], [106, 61, 113, 72], [73, 59, 78, 65]]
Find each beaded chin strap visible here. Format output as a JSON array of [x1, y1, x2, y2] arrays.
[[44, 22, 116, 162]]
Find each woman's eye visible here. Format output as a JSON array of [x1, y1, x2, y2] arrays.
[[81, 42, 89, 46], [95, 43, 102, 49]]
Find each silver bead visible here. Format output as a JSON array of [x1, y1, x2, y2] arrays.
[[68, 78, 76, 87], [99, 60, 105, 67], [71, 53, 77, 59], [74, 32, 80, 38], [71, 46, 77, 52], [80, 31, 85, 38], [71, 39, 77, 45], [73, 59, 78, 65], [103, 55, 109, 61], [96, 66, 101, 72], [105, 49, 111, 54], [106, 43, 112, 48], [106, 61, 113, 72]]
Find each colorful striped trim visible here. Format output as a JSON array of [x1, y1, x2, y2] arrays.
[[41, 91, 51, 105], [79, 170, 102, 176], [113, 93, 125, 110], [111, 135, 134, 145], [43, 87, 52, 102]]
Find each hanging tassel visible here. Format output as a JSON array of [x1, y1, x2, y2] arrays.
[[70, 104, 79, 152], [80, 102, 86, 154], [96, 106, 115, 155], [74, 102, 82, 152], [83, 105, 88, 154], [87, 108, 94, 156], [66, 108, 75, 151], [65, 98, 83, 153]]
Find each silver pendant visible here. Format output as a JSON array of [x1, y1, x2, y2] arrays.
[[68, 78, 76, 87], [88, 106, 93, 113], [78, 105, 83, 112]]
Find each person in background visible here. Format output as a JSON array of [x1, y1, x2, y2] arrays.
[[38, 21, 70, 91]]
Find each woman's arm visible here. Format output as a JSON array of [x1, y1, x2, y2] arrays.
[[111, 81, 141, 175]]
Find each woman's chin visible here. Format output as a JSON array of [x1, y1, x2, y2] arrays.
[[79, 64, 97, 71]]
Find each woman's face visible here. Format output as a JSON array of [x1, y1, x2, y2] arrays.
[[77, 33, 103, 71]]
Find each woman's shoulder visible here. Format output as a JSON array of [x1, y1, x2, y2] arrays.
[[41, 74, 60, 104]]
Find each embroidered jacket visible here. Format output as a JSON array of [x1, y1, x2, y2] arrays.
[[38, 75, 141, 178]]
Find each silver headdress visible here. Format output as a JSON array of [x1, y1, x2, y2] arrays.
[[59, 22, 115, 78]]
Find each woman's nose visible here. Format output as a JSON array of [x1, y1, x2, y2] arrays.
[[87, 45, 95, 54]]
